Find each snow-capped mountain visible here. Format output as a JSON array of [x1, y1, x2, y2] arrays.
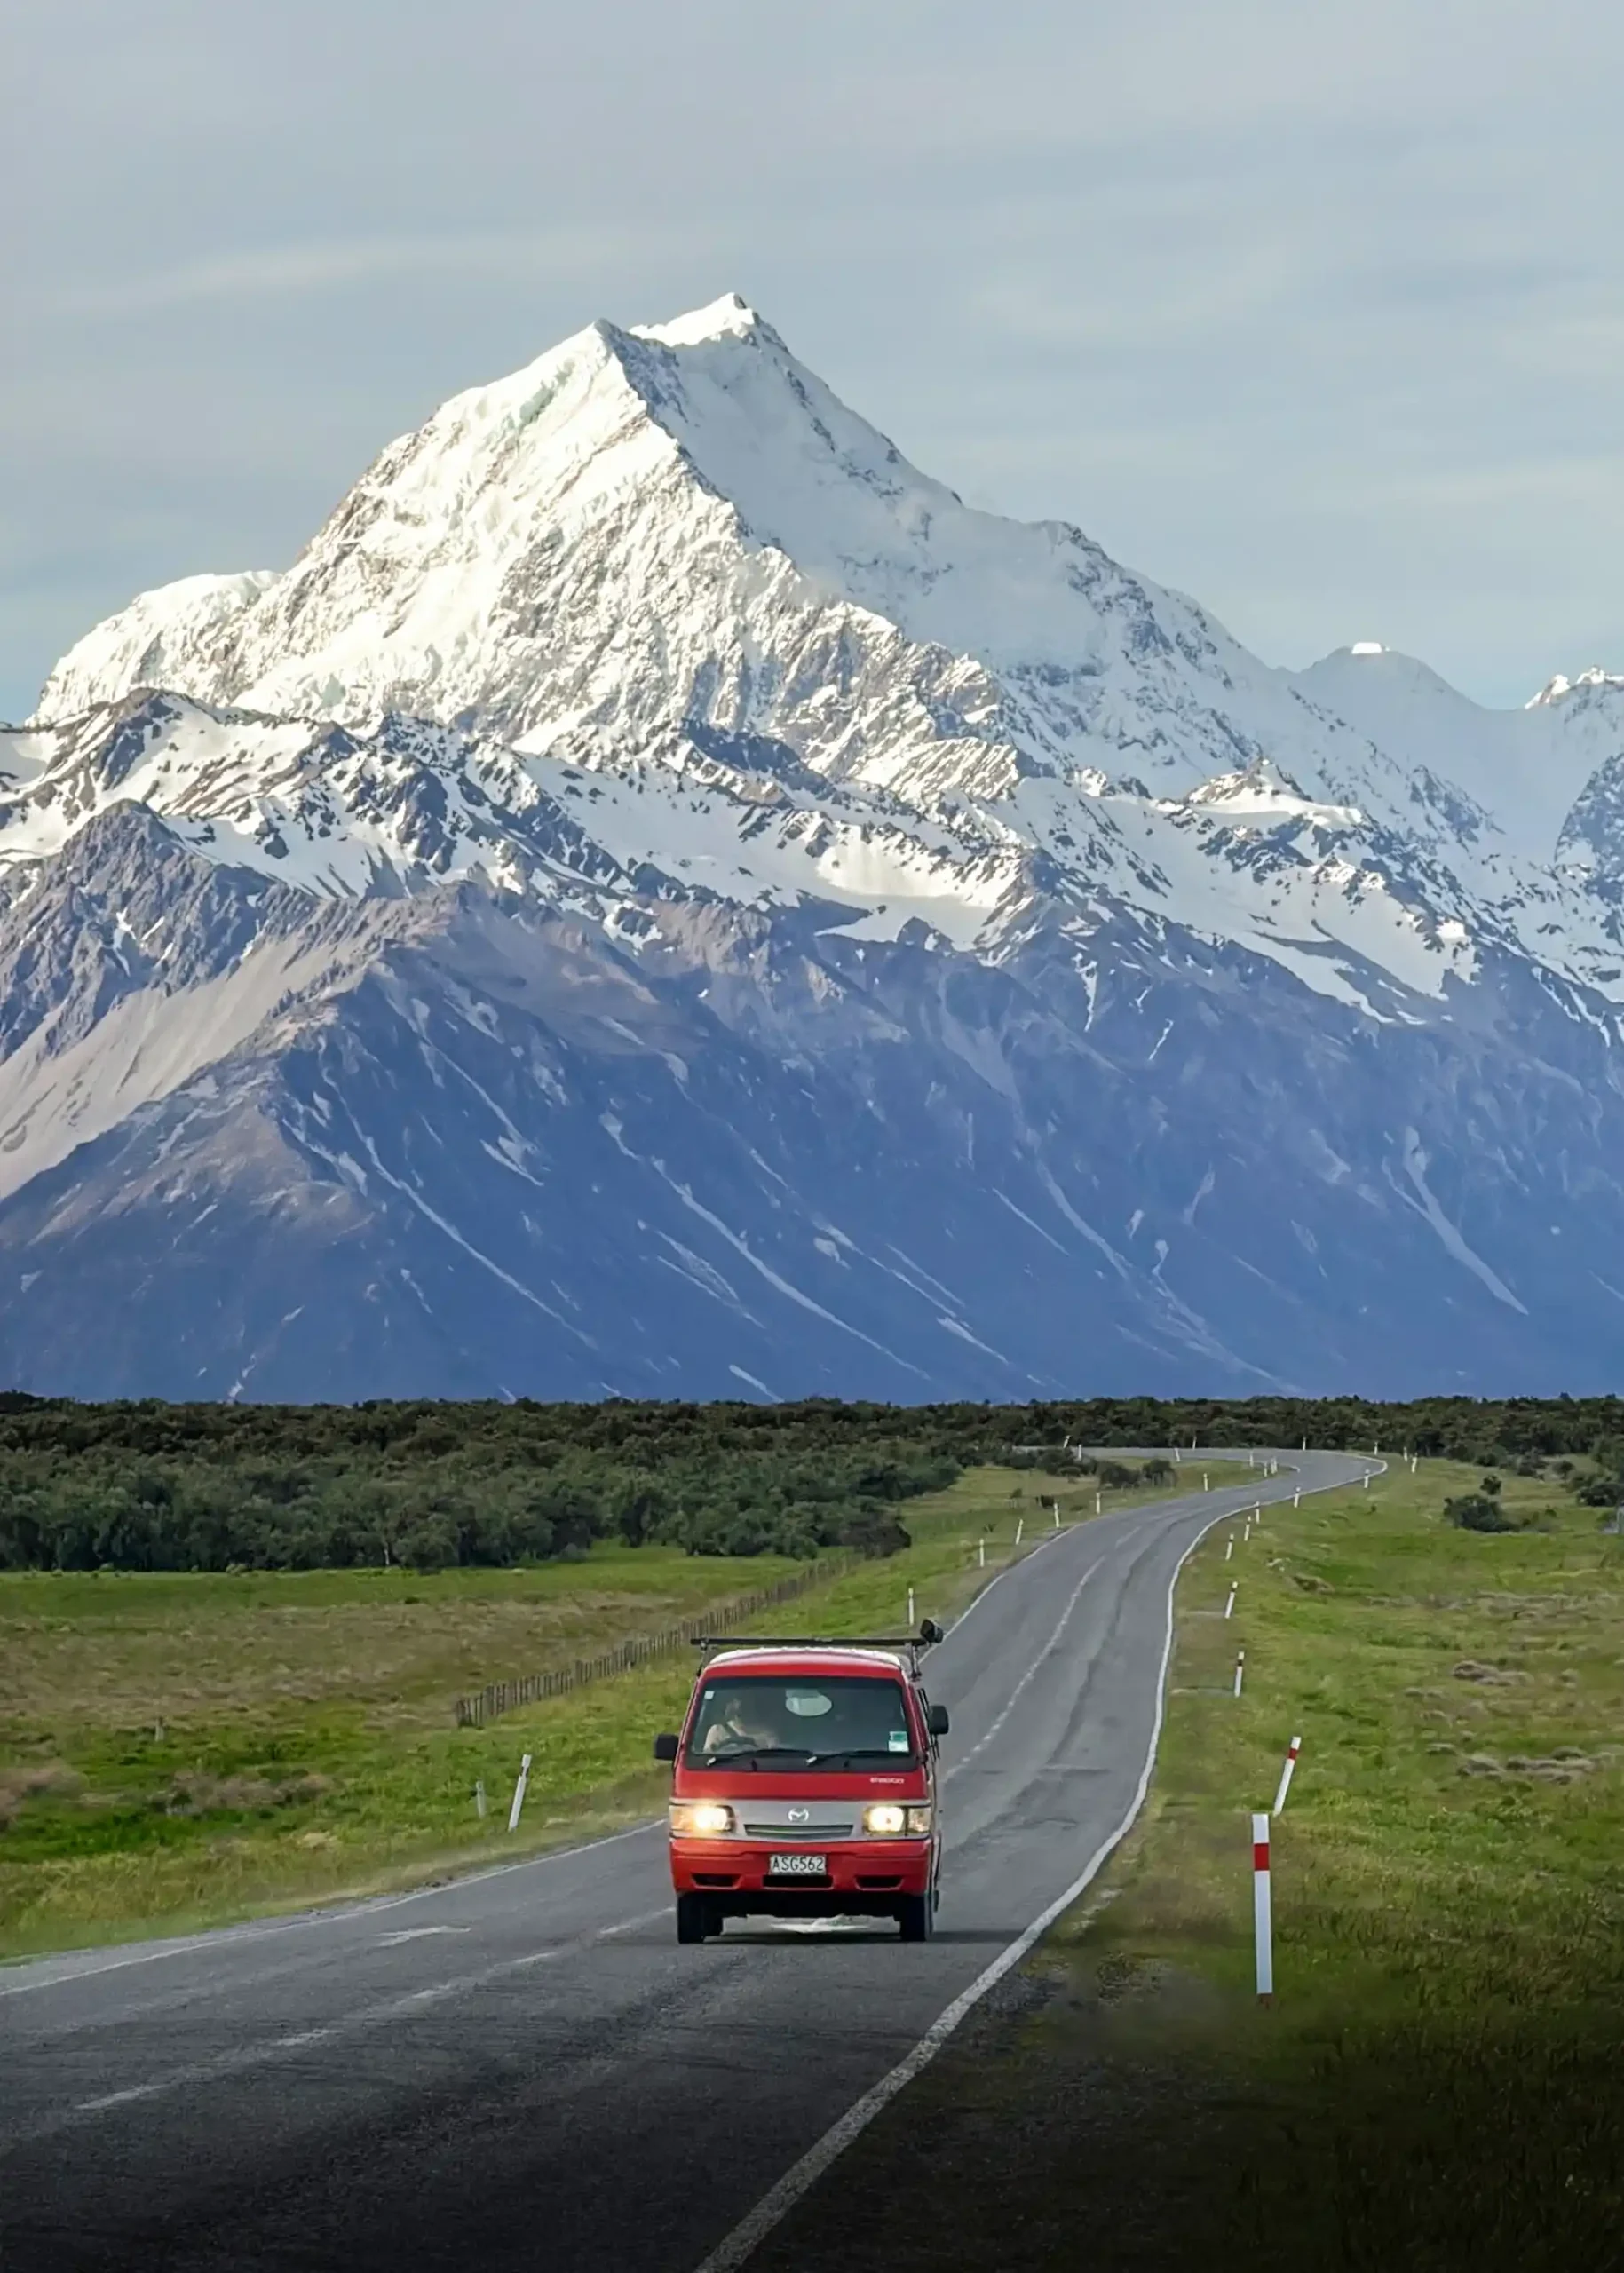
[[5, 293, 1624, 1400]]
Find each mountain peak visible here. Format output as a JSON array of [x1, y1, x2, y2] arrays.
[[629, 292, 765, 348]]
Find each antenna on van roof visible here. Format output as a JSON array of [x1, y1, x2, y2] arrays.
[[692, 1619, 946, 1665]]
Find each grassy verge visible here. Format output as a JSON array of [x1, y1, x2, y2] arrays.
[[756, 1459, 1624, 2273], [0, 1463, 1242, 1958]]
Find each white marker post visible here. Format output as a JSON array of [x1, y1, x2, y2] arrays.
[[1224, 1584, 1238, 1620], [1096, 1491, 1103, 1517], [1252, 1812, 1273, 2001], [978, 1537, 986, 1569], [507, 1752, 533, 1833], [1053, 1500, 1061, 1528], [1293, 1491, 1300, 1509], [1015, 1517, 1024, 1546], [1224, 1533, 1234, 1562], [475, 1779, 487, 1819], [1272, 1734, 1303, 1816], [1202, 1470, 1210, 1492], [1233, 1649, 1246, 1698], [907, 1586, 916, 1627]]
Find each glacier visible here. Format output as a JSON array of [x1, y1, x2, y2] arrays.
[[4, 292, 1624, 1401]]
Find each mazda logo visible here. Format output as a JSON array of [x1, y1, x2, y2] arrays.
[[787, 1806, 809, 1824]]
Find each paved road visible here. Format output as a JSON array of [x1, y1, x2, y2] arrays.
[[1, 1450, 1370, 2272]]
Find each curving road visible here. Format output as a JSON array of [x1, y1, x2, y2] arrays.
[[0, 1451, 1371, 2272]]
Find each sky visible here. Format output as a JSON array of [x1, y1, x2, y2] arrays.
[[5, 0, 1623, 721]]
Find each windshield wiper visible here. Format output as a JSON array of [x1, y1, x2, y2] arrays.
[[692, 1745, 817, 1768], [804, 1748, 917, 1767]]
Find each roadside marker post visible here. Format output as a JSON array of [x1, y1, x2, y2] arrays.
[[1015, 1517, 1024, 1546], [507, 1753, 533, 1834], [1224, 1584, 1238, 1620], [1053, 1501, 1061, 1528], [1202, 1471, 1210, 1492], [1252, 1813, 1274, 2000], [1096, 1491, 1103, 1517], [475, 1779, 487, 1819], [978, 1538, 986, 1569], [907, 1586, 916, 1627], [1233, 1649, 1246, 1697], [1273, 1735, 1303, 1816], [1224, 1534, 1234, 1562], [1293, 1491, 1300, 1509]]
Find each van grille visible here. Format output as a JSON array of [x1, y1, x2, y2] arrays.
[[742, 1820, 853, 1840]]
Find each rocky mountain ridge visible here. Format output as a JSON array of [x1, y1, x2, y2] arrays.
[[5, 294, 1624, 1400]]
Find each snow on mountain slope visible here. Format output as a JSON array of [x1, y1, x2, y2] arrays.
[[30, 293, 1624, 1027], [18, 298, 1493, 834], [38, 572, 277, 725], [1294, 645, 1624, 861]]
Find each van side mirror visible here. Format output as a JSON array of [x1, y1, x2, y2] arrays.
[[925, 1703, 950, 1738], [919, 1618, 945, 1645], [653, 1732, 679, 1762]]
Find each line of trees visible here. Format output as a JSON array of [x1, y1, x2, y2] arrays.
[[1, 1392, 1620, 1573]]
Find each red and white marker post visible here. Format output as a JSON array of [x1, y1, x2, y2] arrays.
[[1252, 1811, 1273, 2000], [1272, 1733, 1302, 1816]]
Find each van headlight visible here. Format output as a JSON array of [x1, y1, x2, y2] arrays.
[[669, 1801, 735, 1835], [863, 1803, 932, 1836]]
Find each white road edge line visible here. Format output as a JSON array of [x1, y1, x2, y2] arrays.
[[690, 1453, 1372, 2273]]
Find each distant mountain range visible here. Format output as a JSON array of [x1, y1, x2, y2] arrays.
[[4, 292, 1624, 1402]]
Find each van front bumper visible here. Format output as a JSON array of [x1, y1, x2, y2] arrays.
[[669, 1836, 934, 1905]]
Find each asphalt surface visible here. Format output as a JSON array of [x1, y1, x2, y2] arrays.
[[1, 1450, 1371, 2273]]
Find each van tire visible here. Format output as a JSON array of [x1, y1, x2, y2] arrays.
[[677, 1895, 716, 1944], [898, 1894, 933, 1942]]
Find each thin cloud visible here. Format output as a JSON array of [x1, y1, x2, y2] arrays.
[[59, 227, 662, 316]]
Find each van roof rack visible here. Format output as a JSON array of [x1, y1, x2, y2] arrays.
[[692, 1621, 945, 1661]]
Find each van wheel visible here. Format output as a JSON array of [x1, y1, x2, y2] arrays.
[[898, 1894, 933, 1943], [677, 1895, 716, 1944]]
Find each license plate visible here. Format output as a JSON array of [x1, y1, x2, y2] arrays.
[[769, 1852, 827, 1876]]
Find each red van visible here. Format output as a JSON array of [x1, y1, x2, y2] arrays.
[[653, 1628, 949, 1944]]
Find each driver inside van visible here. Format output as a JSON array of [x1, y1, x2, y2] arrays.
[[701, 1691, 781, 1755]]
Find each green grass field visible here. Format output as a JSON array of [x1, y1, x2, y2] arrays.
[[756, 1458, 1624, 2273], [0, 1461, 1238, 1958]]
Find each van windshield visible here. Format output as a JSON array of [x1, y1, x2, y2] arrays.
[[685, 1674, 918, 1769]]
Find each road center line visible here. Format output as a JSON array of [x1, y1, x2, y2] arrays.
[[49, 1907, 673, 2135], [945, 1555, 1103, 1778]]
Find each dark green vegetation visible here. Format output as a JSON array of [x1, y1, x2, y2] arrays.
[[0, 1397, 964, 1570], [5, 1390, 1624, 1572], [757, 1460, 1624, 2273]]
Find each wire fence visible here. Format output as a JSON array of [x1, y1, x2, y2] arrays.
[[452, 1551, 860, 1728]]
